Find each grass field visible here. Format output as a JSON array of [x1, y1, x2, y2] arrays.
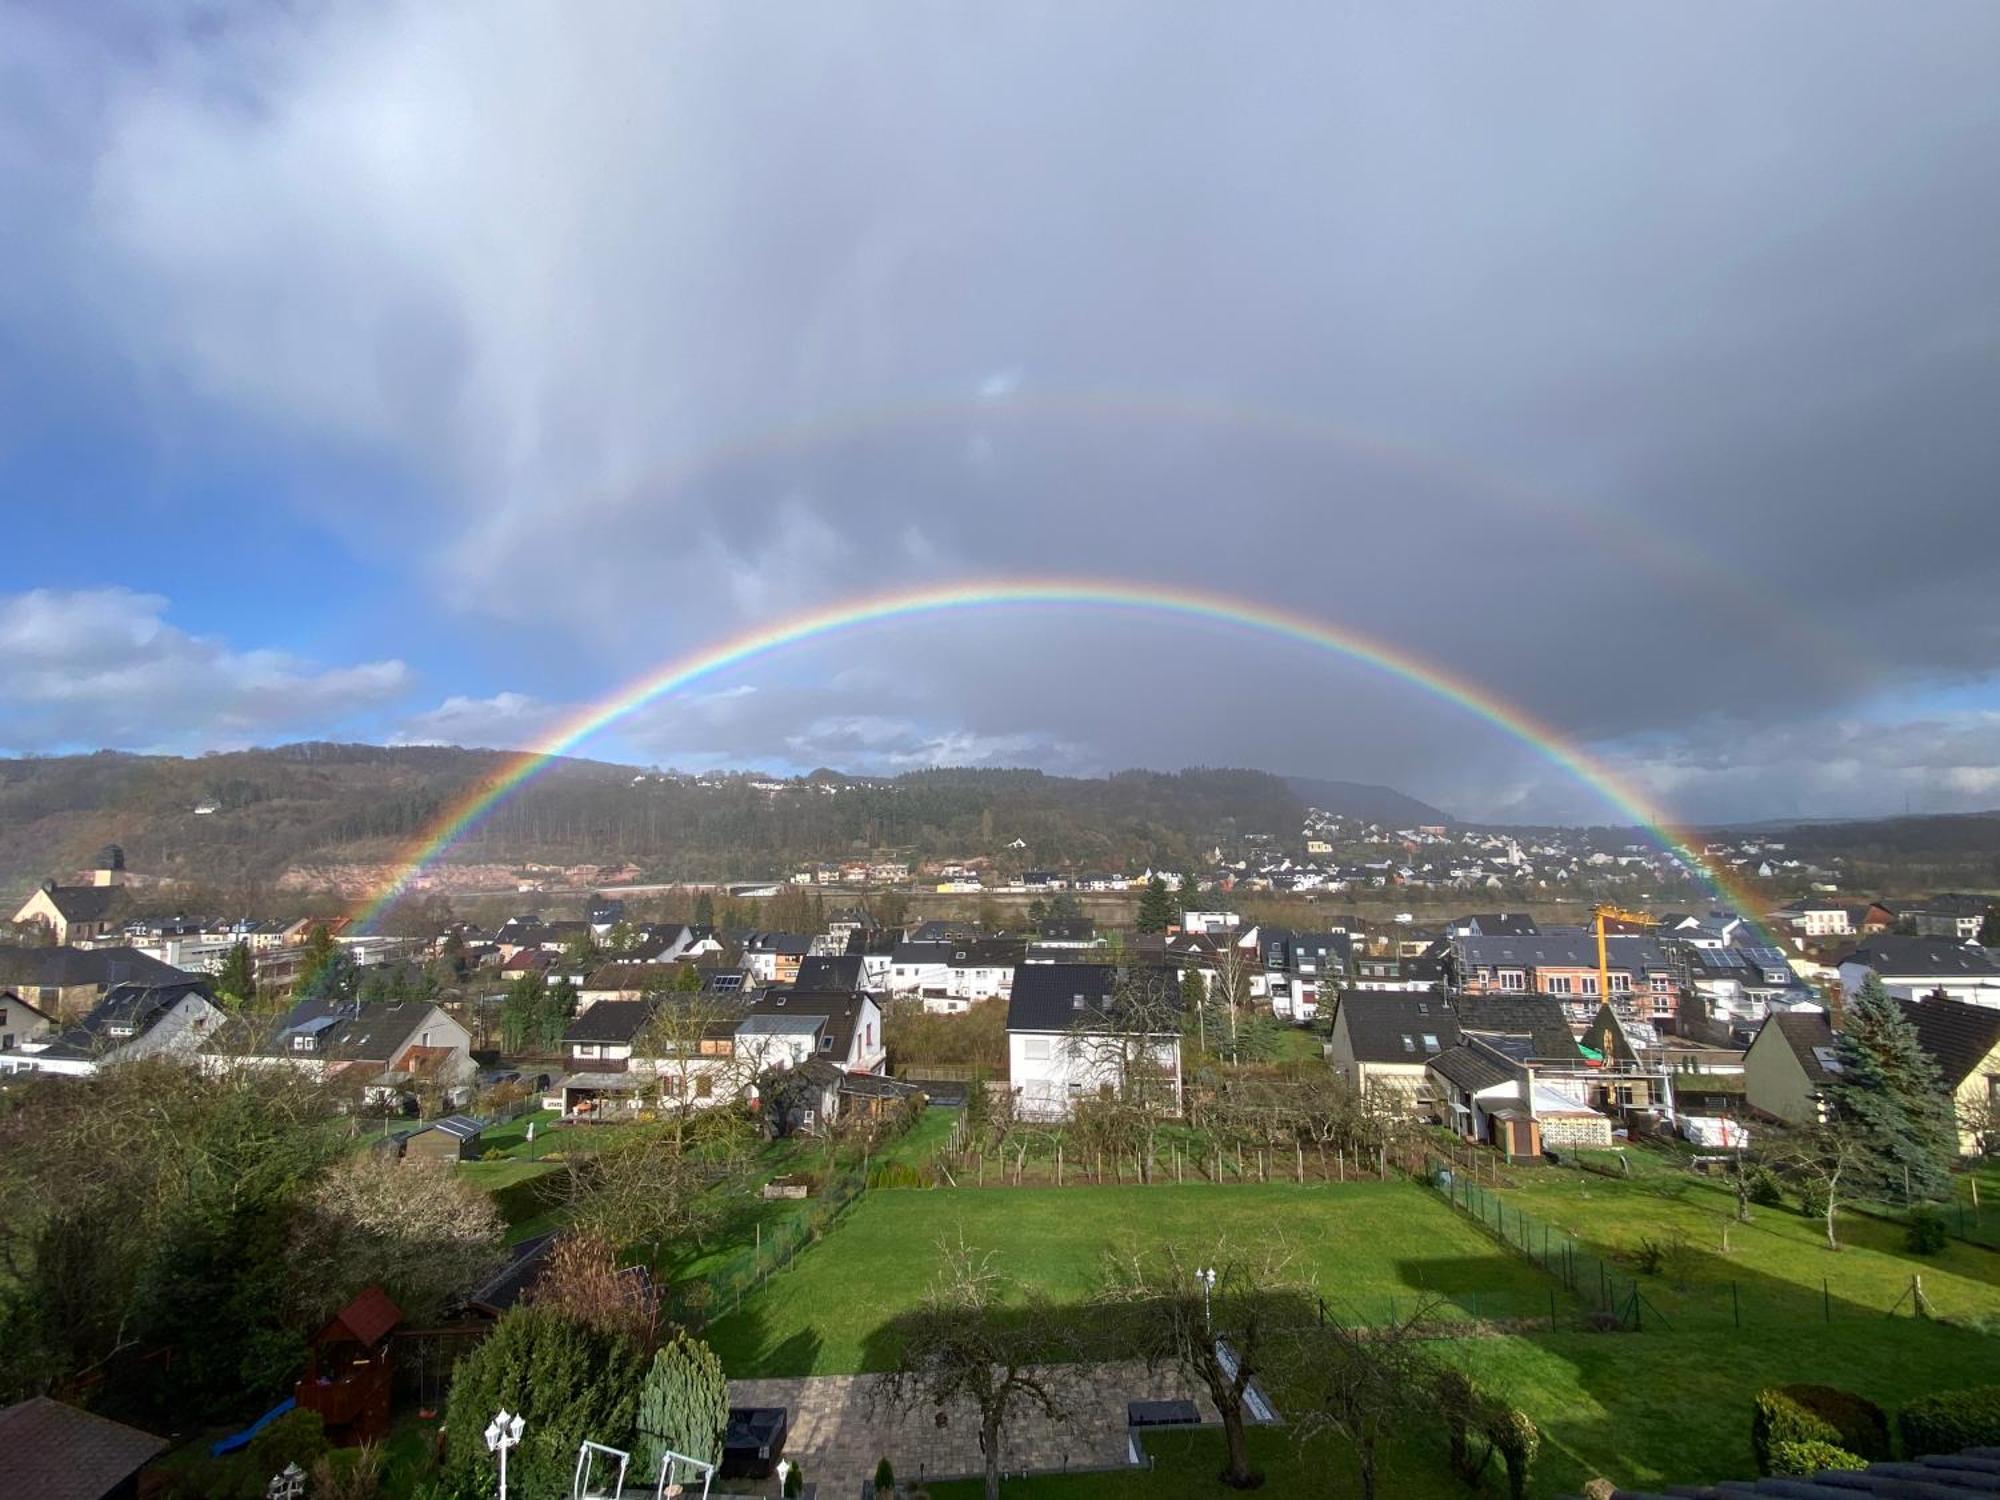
[[704, 1181, 1563, 1377]]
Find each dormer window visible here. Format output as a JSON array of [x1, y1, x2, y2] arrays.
[[292, 1034, 317, 1052], [819, 1035, 833, 1052], [1401, 1035, 1415, 1053]]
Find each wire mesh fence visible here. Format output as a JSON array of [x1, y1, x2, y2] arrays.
[[666, 1168, 869, 1329]]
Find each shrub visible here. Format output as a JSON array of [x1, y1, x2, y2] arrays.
[[1898, 1385, 2000, 1456], [875, 1455, 896, 1493], [1768, 1440, 1866, 1476], [1628, 1229, 1696, 1283], [1751, 1386, 1888, 1473], [248, 1407, 328, 1480], [310, 1442, 385, 1500], [1746, 1165, 1785, 1206], [1798, 1180, 1831, 1220], [784, 1460, 806, 1497], [1905, 1206, 1948, 1255], [442, 1306, 646, 1499], [1483, 1406, 1539, 1500]]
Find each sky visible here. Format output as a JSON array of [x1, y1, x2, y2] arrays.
[[2, 1, 1998, 825]]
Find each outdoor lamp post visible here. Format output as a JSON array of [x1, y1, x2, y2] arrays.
[[775, 1458, 792, 1496], [1196, 1266, 1217, 1329], [484, 1409, 525, 1500]]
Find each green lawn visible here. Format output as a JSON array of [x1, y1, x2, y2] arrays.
[[1487, 1158, 2000, 1325], [704, 1181, 1561, 1377]]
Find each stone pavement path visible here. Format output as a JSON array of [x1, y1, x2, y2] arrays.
[[728, 1362, 1221, 1495]]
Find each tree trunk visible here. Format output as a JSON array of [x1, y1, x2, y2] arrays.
[[982, 1410, 1004, 1500], [1218, 1400, 1255, 1487], [1357, 1438, 1378, 1500]]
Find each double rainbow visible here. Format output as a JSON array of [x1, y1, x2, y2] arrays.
[[357, 578, 1763, 930]]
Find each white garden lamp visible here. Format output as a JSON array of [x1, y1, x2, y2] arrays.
[[1196, 1266, 1217, 1328], [775, 1458, 792, 1496], [485, 1409, 526, 1500]]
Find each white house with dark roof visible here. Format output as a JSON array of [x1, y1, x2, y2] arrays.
[[1836, 936, 2000, 1007], [13, 979, 225, 1077], [1004, 964, 1181, 1120], [223, 998, 475, 1105], [1325, 993, 1458, 1101]]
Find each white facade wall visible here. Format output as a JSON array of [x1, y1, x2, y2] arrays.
[[1008, 1029, 1181, 1120]]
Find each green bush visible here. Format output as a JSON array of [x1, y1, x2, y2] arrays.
[[1769, 1439, 1866, 1476], [1751, 1386, 1888, 1473], [1898, 1385, 2000, 1456], [442, 1306, 646, 1499], [876, 1455, 897, 1493], [1482, 1405, 1539, 1500], [1746, 1165, 1785, 1206], [247, 1406, 329, 1480], [1905, 1206, 1948, 1255]]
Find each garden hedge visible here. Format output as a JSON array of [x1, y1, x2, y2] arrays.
[[1768, 1439, 1866, 1476], [1751, 1385, 1887, 1473], [1898, 1385, 2000, 1457]]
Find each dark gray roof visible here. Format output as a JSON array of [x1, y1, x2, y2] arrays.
[[1456, 913, 1539, 937], [278, 998, 449, 1062], [1335, 994, 1459, 1062], [909, 919, 983, 942], [1457, 930, 1672, 971], [0, 1397, 168, 1500], [1451, 994, 1581, 1061], [467, 1232, 557, 1315], [949, 939, 1025, 969], [34, 980, 216, 1062], [744, 931, 813, 955], [793, 954, 864, 992], [892, 941, 955, 964], [0, 944, 186, 991], [1427, 1040, 1518, 1093], [745, 989, 871, 1063], [563, 999, 657, 1044], [1007, 962, 1116, 1032], [30, 884, 119, 923], [1036, 919, 1096, 942], [1759, 1009, 1838, 1086], [1839, 936, 2000, 978], [1900, 994, 2000, 1090]]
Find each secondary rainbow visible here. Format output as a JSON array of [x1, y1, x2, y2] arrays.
[[356, 579, 1763, 929]]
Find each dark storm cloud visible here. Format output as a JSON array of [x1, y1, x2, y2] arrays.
[[12, 1, 1999, 818]]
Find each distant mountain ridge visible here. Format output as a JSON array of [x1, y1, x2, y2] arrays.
[[1284, 775, 1451, 827]]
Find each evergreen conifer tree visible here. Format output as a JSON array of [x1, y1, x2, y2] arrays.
[[1136, 875, 1175, 933], [636, 1330, 730, 1485], [1827, 975, 1957, 1201]]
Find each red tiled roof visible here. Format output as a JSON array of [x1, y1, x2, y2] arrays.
[[321, 1285, 403, 1349]]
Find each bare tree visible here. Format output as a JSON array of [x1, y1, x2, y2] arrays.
[[1769, 1123, 1871, 1251], [878, 1237, 1080, 1500], [1064, 971, 1186, 1125], [565, 1132, 719, 1266], [1285, 1299, 1443, 1500], [630, 988, 755, 1149], [1098, 1241, 1301, 1488]]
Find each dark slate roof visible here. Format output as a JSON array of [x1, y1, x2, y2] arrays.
[[1838, 936, 2000, 977], [1000, 968, 1168, 1040], [1007, 962, 1116, 1032], [1336, 994, 1459, 1062], [0, 1398, 167, 1500], [1760, 1009, 1839, 1086], [1036, 919, 1097, 942], [892, 940, 954, 964], [949, 939, 1025, 969], [1457, 931, 1672, 971], [1428, 1040, 1518, 1093], [909, 919, 983, 942], [1451, 994, 1581, 1062], [1457, 913, 1539, 936], [34, 979, 216, 1061], [1599, 1444, 2000, 1498], [33, 884, 119, 923], [793, 954, 864, 993], [278, 998, 448, 1062], [467, 1233, 557, 1316], [746, 988, 872, 1063], [744, 931, 814, 955], [563, 999, 657, 1045], [0, 944, 186, 991], [1900, 994, 2000, 1089]]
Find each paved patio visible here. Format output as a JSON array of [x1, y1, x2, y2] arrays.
[[727, 1362, 1223, 1495]]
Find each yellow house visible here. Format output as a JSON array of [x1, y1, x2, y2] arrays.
[[1743, 1010, 1839, 1127], [1901, 994, 2000, 1156]]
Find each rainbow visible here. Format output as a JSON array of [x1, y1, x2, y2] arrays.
[[357, 578, 1769, 932]]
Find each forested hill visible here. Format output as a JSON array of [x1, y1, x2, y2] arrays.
[[0, 745, 1327, 891]]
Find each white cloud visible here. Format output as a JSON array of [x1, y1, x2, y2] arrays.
[[0, 587, 409, 751], [393, 691, 564, 750]]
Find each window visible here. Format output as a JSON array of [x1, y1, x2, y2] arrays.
[[1499, 970, 1526, 992], [696, 1075, 713, 1099], [1422, 1033, 1439, 1052], [1023, 1037, 1052, 1061], [1547, 975, 1572, 995], [819, 1035, 833, 1052], [1650, 975, 1671, 992], [1611, 974, 1632, 994], [1580, 976, 1600, 995], [1400, 1035, 1416, 1053]]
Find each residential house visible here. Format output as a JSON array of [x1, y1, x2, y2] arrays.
[[1454, 929, 1680, 1023], [1672, 943, 1813, 1037], [15, 980, 226, 1077], [791, 954, 866, 994], [10, 880, 122, 946], [1836, 936, 2000, 1007], [0, 944, 189, 1032], [887, 940, 954, 1003], [1029, 918, 1102, 953], [1444, 913, 1539, 939], [1775, 897, 1854, 939], [1743, 1010, 1839, 1127], [743, 932, 813, 985], [739, 988, 885, 1076], [1005, 964, 1182, 1121], [1282, 932, 1351, 1021], [1899, 994, 2000, 1154], [1427, 1032, 1612, 1158], [1902, 894, 1993, 942], [239, 998, 476, 1107], [943, 939, 1023, 1009], [1326, 993, 1459, 1103], [0, 991, 55, 1054]]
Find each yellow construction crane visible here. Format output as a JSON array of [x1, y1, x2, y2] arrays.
[[1593, 904, 1660, 1005]]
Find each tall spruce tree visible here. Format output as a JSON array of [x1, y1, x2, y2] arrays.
[[216, 940, 257, 1009], [1827, 975, 1956, 1201], [635, 1330, 730, 1485], [1136, 875, 1176, 934]]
